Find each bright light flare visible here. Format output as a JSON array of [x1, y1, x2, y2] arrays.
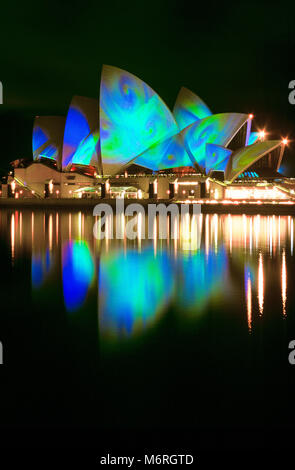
[[258, 130, 266, 140]]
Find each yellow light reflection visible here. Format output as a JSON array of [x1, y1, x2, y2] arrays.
[[281, 248, 287, 317], [11, 213, 15, 262], [291, 218, 294, 256], [205, 214, 209, 256], [49, 214, 53, 251], [258, 251, 264, 316], [246, 272, 252, 333], [56, 212, 59, 245], [31, 212, 34, 244]]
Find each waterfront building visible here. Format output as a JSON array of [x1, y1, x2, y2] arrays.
[[2, 65, 294, 203]]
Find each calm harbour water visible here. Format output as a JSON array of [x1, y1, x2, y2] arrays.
[[0, 209, 295, 437]]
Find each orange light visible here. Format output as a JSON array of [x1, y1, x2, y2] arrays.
[[282, 138, 288, 145], [258, 130, 266, 140], [249, 114, 254, 119]]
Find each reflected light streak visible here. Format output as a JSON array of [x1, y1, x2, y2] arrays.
[[255, 215, 260, 249], [31, 212, 34, 244], [20, 212, 22, 241], [245, 269, 252, 333], [205, 214, 209, 256], [56, 213, 59, 244], [243, 214, 247, 251], [282, 249, 287, 316], [69, 213, 72, 240], [49, 214, 53, 251], [228, 214, 232, 254], [258, 252, 264, 316], [291, 218, 294, 256], [11, 213, 15, 262], [269, 219, 273, 257], [214, 214, 218, 253], [78, 212, 82, 239], [249, 217, 253, 254]]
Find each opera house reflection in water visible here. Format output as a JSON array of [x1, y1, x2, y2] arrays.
[[2, 209, 293, 340]]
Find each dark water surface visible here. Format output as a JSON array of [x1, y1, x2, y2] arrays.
[[0, 209, 295, 445]]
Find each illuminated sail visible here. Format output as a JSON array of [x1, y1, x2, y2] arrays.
[[205, 143, 232, 173], [132, 132, 193, 171], [33, 116, 65, 169], [247, 132, 259, 146], [173, 86, 212, 131], [62, 96, 100, 171], [225, 140, 283, 182], [99, 65, 178, 175], [182, 113, 248, 171]]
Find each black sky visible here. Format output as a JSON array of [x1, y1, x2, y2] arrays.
[[0, 0, 295, 174]]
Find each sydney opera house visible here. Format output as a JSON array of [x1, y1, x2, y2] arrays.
[[1, 65, 295, 203]]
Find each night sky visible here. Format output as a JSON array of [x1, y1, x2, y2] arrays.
[[0, 0, 295, 175]]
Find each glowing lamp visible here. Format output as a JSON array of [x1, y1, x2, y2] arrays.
[[258, 130, 266, 140], [282, 138, 288, 145], [249, 114, 254, 119], [49, 180, 54, 194]]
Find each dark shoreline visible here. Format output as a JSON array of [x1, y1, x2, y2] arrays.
[[1, 197, 295, 214]]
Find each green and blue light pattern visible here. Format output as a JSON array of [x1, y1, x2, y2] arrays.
[[32, 249, 53, 288], [62, 98, 100, 170], [226, 140, 282, 182], [62, 240, 95, 312], [182, 113, 248, 171], [32, 116, 65, 165], [173, 86, 212, 131], [205, 143, 232, 174], [247, 132, 259, 146], [71, 128, 100, 168], [133, 132, 194, 171], [176, 249, 227, 313], [99, 65, 179, 175], [33, 126, 48, 155], [99, 248, 174, 337]]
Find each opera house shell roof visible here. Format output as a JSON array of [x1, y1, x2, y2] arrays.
[[32, 65, 286, 182]]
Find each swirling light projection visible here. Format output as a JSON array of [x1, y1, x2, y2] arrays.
[[62, 96, 100, 171], [33, 116, 65, 169], [205, 143, 232, 174], [247, 132, 260, 146], [71, 128, 100, 168], [175, 248, 227, 313], [225, 140, 283, 182], [99, 65, 178, 175], [182, 113, 248, 171], [99, 248, 174, 338], [62, 240, 95, 312], [132, 132, 194, 171], [173, 86, 212, 131]]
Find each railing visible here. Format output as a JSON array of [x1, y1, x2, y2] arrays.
[[13, 176, 44, 199]]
